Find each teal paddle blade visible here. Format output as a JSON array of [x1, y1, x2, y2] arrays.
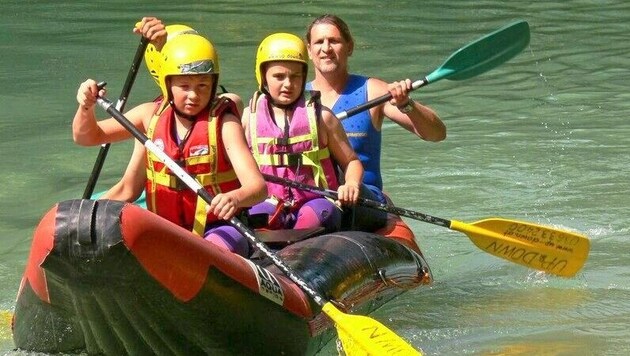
[[426, 20, 530, 83]]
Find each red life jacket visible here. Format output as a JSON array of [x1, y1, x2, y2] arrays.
[[145, 98, 241, 236]]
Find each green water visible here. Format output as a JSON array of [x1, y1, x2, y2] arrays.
[[2, 0, 629, 354]]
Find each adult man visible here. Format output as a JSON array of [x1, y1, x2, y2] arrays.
[[305, 14, 446, 206]]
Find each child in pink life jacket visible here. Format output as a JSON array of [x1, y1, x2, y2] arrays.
[[242, 33, 363, 231]]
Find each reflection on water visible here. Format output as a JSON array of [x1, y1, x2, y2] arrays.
[[2, 0, 630, 354]]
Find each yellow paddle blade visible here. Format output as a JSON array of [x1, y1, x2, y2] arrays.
[[322, 302, 422, 355], [450, 218, 590, 277], [1, 310, 12, 339]]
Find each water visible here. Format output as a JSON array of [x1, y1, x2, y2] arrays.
[[1, 0, 629, 354]]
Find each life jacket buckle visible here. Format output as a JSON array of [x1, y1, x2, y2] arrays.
[[283, 198, 295, 208], [283, 153, 301, 167], [173, 172, 197, 191], [170, 160, 187, 191], [174, 177, 186, 191], [266, 195, 293, 229], [277, 137, 289, 146]]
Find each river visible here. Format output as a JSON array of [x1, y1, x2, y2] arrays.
[[1, 0, 629, 354]]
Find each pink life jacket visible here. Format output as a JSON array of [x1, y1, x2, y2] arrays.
[[246, 91, 339, 210]]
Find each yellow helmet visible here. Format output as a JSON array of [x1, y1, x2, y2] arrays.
[[255, 33, 308, 92], [144, 24, 198, 86], [158, 33, 220, 101]]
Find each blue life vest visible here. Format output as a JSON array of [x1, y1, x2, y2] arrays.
[[307, 75, 383, 191]]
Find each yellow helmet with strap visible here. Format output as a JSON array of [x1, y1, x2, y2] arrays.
[[158, 33, 220, 101], [255, 33, 308, 92], [144, 24, 198, 86]]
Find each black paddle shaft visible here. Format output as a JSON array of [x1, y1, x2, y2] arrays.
[[82, 37, 149, 199], [261, 173, 452, 228]]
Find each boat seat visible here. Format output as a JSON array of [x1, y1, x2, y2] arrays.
[[255, 227, 325, 245], [249, 227, 325, 262]]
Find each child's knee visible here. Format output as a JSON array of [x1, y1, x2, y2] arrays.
[[296, 199, 341, 231], [248, 201, 276, 216], [204, 225, 249, 257]]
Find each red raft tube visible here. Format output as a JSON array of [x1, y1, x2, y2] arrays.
[[12, 199, 431, 355]]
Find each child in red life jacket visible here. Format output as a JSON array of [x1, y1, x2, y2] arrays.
[[242, 33, 363, 232], [72, 22, 267, 256]]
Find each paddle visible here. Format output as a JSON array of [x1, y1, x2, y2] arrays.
[[94, 87, 422, 355], [1, 310, 11, 332], [262, 174, 590, 278], [81, 37, 150, 199], [336, 20, 530, 120]]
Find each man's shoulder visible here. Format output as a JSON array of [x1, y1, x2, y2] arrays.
[[365, 76, 389, 99], [364, 75, 387, 86]]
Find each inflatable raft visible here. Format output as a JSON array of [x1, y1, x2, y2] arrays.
[[12, 199, 431, 355]]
